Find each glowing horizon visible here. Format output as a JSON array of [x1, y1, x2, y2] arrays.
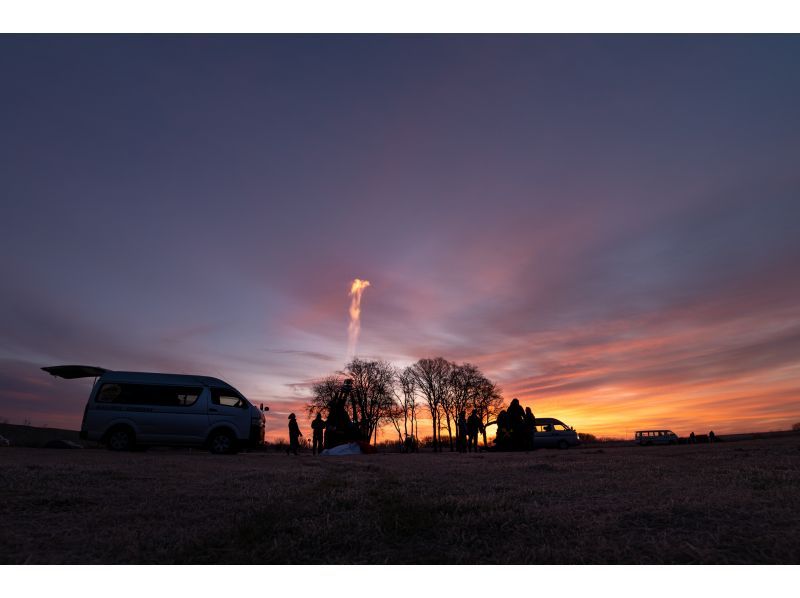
[[1, 36, 799, 441]]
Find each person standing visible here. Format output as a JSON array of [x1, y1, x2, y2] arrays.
[[495, 409, 511, 451], [457, 411, 468, 453], [507, 398, 525, 451], [287, 413, 303, 455], [524, 406, 536, 451], [311, 413, 325, 455], [709, 430, 716, 444], [467, 409, 483, 452]]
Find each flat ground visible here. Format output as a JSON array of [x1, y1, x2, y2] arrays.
[[2, 437, 799, 564]]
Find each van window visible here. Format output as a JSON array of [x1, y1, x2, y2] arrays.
[[554, 424, 570, 431], [211, 388, 247, 409], [96, 383, 202, 406]]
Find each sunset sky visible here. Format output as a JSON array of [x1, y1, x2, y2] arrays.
[[1, 35, 799, 440]]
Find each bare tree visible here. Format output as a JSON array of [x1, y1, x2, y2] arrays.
[[385, 402, 406, 445], [408, 357, 451, 452], [345, 358, 396, 444], [397, 366, 418, 441], [306, 360, 397, 446], [307, 374, 347, 418], [449, 362, 484, 449], [439, 364, 456, 451], [473, 377, 504, 448]]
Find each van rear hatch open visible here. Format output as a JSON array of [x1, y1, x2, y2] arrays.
[[42, 365, 109, 379]]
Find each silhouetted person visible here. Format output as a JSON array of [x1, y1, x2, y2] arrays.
[[467, 409, 483, 452], [287, 413, 302, 455], [457, 411, 468, 453], [709, 430, 716, 443], [311, 413, 324, 455], [524, 406, 536, 451], [507, 398, 525, 451], [325, 398, 352, 449], [689, 431, 696, 444], [495, 409, 511, 451]]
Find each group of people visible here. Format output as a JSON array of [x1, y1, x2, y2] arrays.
[[448, 398, 540, 453], [286, 397, 362, 455], [287, 395, 537, 455], [688, 430, 717, 444], [456, 409, 486, 452], [493, 398, 537, 451]]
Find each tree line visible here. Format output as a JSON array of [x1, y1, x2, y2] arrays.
[[307, 357, 505, 451]]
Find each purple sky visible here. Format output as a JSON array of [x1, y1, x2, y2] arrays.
[[1, 35, 799, 438]]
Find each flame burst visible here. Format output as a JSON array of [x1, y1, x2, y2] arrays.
[[347, 278, 371, 357]]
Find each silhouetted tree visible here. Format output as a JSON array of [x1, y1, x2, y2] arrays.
[[448, 363, 483, 450], [385, 402, 406, 445], [438, 362, 458, 451], [307, 375, 347, 419], [346, 358, 396, 444], [307, 360, 396, 445], [793, 422, 800, 432], [409, 357, 451, 452], [473, 378, 504, 447], [397, 366, 418, 442]]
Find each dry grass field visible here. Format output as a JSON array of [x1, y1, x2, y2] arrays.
[[2, 436, 799, 564]]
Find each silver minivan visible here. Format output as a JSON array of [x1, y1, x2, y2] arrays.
[[533, 417, 581, 449], [43, 365, 266, 454]]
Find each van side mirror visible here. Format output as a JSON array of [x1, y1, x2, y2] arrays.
[[260, 404, 269, 412]]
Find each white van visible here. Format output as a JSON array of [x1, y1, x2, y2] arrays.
[[43, 365, 267, 454], [533, 417, 581, 449], [635, 430, 678, 445]]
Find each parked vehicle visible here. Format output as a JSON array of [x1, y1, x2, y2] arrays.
[[42, 365, 267, 454], [534, 417, 581, 449], [635, 429, 679, 445]]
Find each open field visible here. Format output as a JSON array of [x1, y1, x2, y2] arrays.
[[2, 436, 799, 564]]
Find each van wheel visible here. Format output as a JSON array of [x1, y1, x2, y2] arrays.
[[208, 430, 237, 455], [106, 426, 135, 451], [558, 440, 569, 450]]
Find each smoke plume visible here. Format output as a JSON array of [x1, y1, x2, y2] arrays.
[[347, 278, 370, 357]]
